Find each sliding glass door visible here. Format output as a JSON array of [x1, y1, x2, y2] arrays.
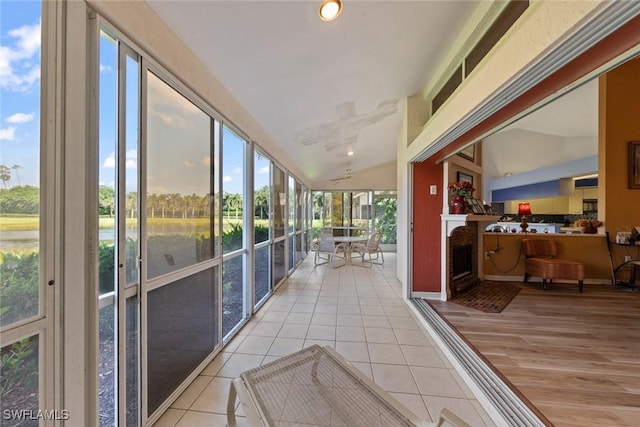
[[272, 166, 287, 288], [144, 69, 219, 420], [254, 151, 271, 308], [0, 2, 54, 423], [221, 125, 248, 339]]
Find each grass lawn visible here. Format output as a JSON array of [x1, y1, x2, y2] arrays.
[[0, 216, 40, 231], [1, 216, 264, 232]]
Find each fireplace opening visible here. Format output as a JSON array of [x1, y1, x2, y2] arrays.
[[452, 244, 472, 280]]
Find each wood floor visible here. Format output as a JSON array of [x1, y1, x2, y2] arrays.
[[428, 281, 640, 427]]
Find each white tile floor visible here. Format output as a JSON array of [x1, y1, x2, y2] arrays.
[[153, 253, 495, 427]]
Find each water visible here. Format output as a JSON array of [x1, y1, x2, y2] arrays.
[[0, 230, 39, 251], [1, 224, 204, 251]]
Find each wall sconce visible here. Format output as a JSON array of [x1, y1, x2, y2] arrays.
[[518, 202, 532, 233]]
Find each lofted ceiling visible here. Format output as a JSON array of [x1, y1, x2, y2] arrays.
[[497, 79, 598, 139], [145, 0, 478, 186]]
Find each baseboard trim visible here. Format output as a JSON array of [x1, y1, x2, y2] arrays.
[[483, 275, 612, 285]]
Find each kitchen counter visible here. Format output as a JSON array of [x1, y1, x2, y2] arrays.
[[485, 222, 562, 234], [482, 232, 610, 280]]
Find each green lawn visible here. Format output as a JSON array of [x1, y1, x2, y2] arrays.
[[1, 216, 266, 232], [0, 216, 40, 231]]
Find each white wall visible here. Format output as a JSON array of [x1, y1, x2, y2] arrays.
[[482, 129, 598, 180], [312, 161, 396, 191]]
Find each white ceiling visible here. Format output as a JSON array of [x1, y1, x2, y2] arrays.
[[145, 0, 478, 184], [497, 79, 598, 138]]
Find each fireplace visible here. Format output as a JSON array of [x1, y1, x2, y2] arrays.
[[441, 214, 497, 300], [448, 223, 480, 298], [452, 245, 472, 280]]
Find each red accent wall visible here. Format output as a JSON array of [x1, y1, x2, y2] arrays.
[[412, 160, 443, 292]]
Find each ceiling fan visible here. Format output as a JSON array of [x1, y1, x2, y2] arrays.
[[330, 164, 354, 183]]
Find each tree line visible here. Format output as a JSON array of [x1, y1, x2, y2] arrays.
[[1, 184, 271, 218]]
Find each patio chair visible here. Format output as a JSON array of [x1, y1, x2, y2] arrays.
[[314, 231, 345, 267], [352, 232, 384, 265]]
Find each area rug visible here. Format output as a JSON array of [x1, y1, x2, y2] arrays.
[[450, 281, 521, 313]]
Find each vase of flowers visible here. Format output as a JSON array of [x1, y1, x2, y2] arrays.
[[574, 218, 603, 234], [448, 181, 475, 214]]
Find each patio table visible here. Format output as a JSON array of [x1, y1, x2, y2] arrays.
[[333, 235, 368, 266]]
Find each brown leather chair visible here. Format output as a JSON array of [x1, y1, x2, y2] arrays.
[[522, 239, 585, 292]]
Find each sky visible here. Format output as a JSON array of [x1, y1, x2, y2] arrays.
[[0, 1, 258, 196], [0, 1, 41, 188]]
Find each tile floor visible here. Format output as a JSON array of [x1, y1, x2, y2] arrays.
[[153, 253, 495, 427]]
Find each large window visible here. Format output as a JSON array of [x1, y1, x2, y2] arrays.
[[0, 1, 46, 421], [313, 191, 375, 238], [272, 166, 287, 288], [97, 28, 142, 426], [145, 71, 213, 279], [374, 191, 397, 244], [98, 30, 118, 427], [221, 125, 247, 338], [145, 68, 218, 418], [254, 151, 271, 307]]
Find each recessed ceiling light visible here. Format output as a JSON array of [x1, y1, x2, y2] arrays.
[[319, 0, 342, 22], [347, 150, 354, 156]]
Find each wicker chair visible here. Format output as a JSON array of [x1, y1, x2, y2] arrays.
[[522, 239, 585, 292]]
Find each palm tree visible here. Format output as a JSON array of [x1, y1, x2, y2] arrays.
[[230, 193, 243, 219], [0, 165, 11, 188], [12, 164, 22, 186], [126, 191, 137, 218], [254, 186, 270, 219]]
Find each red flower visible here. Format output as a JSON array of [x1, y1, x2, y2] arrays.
[[448, 181, 475, 197]]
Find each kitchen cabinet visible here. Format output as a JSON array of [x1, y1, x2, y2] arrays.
[[551, 197, 568, 213], [532, 198, 553, 214], [582, 187, 598, 199], [504, 189, 597, 215], [568, 189, 583, 214]]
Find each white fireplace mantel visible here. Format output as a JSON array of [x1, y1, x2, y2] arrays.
[[439, 214, 501, 301], [441, 214, 501, 236]]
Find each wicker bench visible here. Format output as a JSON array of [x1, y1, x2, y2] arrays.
[[522, 239, 585, 293]]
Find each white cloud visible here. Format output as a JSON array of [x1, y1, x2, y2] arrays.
[[259, 166, 269, 174], [147, 72, 201, 116], [6, 112, 35, 124], [223, 176, 232, 183], [103, 150, 137, 168], [99, 63, 113, 74], [0, 20, 41, 92], [156, 111, 176, 125], [0, 127, 16, 140], [233, 167, 243, 174], [103, 152, 116, 168]]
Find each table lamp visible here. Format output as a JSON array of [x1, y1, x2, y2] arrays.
[[518, 202, 532, 233]]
